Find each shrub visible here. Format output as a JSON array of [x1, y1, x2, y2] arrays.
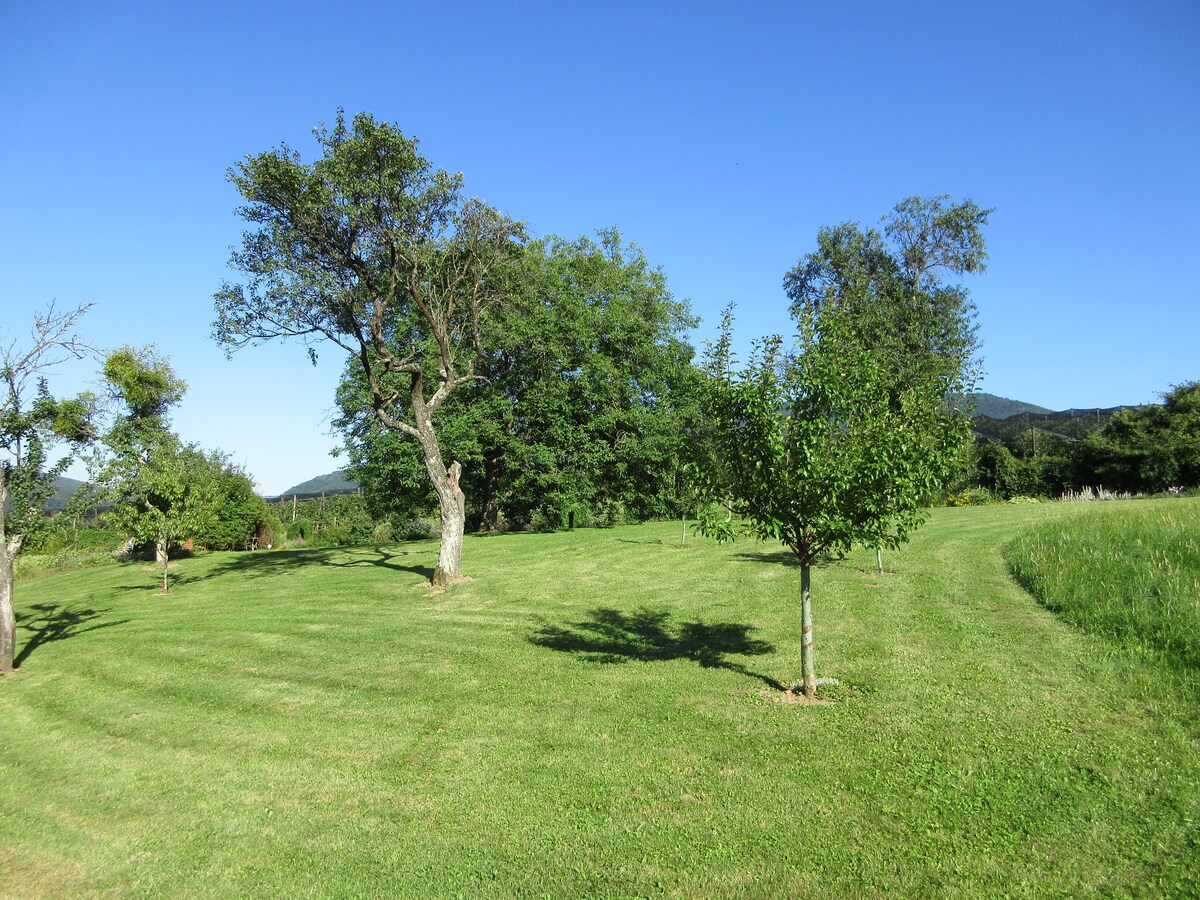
[[947, 488, 993, 507]]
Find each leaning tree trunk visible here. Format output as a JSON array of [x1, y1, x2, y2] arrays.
[[800, 564, 816, 698], [410, 394, 468, 586]]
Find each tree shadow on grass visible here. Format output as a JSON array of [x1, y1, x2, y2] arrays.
[[732, 549, 834, 568], [123, 545, 437, 590], [529, 606, 784, 689], [14, 603, 130, 668]]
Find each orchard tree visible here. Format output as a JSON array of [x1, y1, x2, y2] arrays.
[[1, 303, 95, 674], [214, 111, 523, 585], [696, 202, 982, 696], [108, 442, 219, 592], [696, 307, 973, 697], [97, 347, 216, 592]]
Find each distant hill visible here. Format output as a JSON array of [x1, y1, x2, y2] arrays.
[[276, 470, 359, 498], [48, 476, 88, 511], [971, 404, 1144, 445], [3, 476, 92, 514], [965, 393, 1053, 419]]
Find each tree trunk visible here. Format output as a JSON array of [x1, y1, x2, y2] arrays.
[[800, 564, 816, 698], [432, 461, 466, 585], [876, 548, 884, 574], [157, 539, 170, 592], [478, 454, 501, 532], [0, 478, 17, 674], [0, 536, 16, 675]]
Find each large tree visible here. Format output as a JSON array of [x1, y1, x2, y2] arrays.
[[1, 303, 94, 674], [214, 111, 523, 585], [335, 230, 698, 531], [784, 194, 989, 387], [695, 197, 987, 698]]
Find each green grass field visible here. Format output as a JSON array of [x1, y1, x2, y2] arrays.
[[3, 503, 1198, 896]]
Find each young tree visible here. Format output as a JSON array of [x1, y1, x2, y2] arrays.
[[695, 197, 987, 699], [108, 442, 219, 592], [97, 347, 214, 592], [214, 111, 524, 585], [1, 303, 94, 674]]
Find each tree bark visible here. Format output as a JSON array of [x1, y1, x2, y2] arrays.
[[0, 479, 17, 674], [432, 461, 466, 585], [157, 539, 170, 592], [0, 537, 16, 675], [800, 564, 816, 698]]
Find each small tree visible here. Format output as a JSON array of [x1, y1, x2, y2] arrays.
[[96, 347, 215, 592], [214, 111, 524, 584], [1, 303, 94, 673], [108, 442, 219, 591], [694, 300, 974, 698]]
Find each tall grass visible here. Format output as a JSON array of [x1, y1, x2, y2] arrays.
[[1005, 498, 1200, 671]]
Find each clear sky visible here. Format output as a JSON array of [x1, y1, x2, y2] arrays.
[[2, 0, 1197, 495]]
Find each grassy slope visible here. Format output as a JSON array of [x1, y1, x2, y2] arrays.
[[2, 505, 1197, 897]]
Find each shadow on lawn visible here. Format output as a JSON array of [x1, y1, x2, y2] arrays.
[[14, 603, 130, 668], [122, 545, 436, 590], [530, 607, 783, 689], [733, 549, 834, 568]]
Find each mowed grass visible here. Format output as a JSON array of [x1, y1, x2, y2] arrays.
[[2, 504, 1198, 897], [1007, 498, 1200, 674]]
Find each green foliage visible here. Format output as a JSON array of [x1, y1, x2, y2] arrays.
[[694, 304, 971, 562], [275, 493, 381, 547], [101, 347, 185, 420], [94, 347, 249, 587], [336, 229, 698, 531], [107, 443, 220, 554], [1078, 382, 1200, 493], [1006, 498, 1200, 672], [198, 458, 281, 551], [784, 195, 988, 387], [946, 487, 993, 507], [965, 384, 1199, 498]]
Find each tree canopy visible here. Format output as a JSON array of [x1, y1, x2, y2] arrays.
[[335, 229, 698, 531]]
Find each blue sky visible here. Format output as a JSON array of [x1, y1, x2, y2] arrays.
[[2, 0, 1197, 495]]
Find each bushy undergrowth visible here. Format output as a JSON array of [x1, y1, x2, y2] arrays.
[[1005, 498, 1200, 671], [15, 547, 117, 581]]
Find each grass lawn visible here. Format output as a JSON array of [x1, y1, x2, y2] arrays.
[[2, 503, 1198, 896]]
